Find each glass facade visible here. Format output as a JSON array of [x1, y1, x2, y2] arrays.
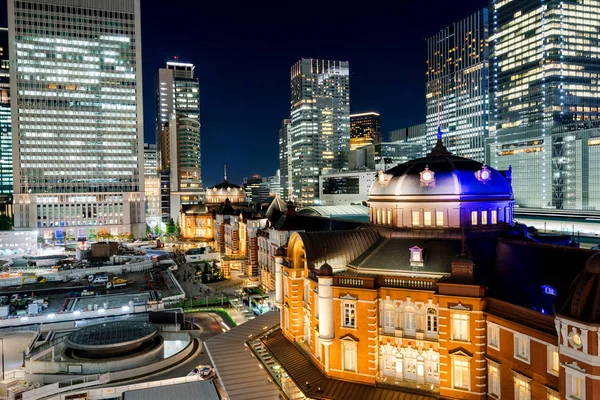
[[321, 176, 360, 195], [155, 61, 201, 220], [290, 59, 350, 205], [0, 28, 12, 197], [489, 0, 600, 210], [426, 9, 489, 162], [350, 112, 381, 151], [278, 118, 291, 200], [143, 143, 159, 219], [8, 0, 145, 237]]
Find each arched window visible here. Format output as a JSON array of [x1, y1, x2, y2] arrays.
[[426, 308, 438, 334], [404, 306, 416, 335], [383, 304, 395, 333]]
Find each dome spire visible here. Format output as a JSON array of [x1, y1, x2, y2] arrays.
[[224, 164, 227, 181], [428, 90, 452, 156]]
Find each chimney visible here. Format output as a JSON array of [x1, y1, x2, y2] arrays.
[[286, 201, 297, 217], [451, 254, 474, 280]]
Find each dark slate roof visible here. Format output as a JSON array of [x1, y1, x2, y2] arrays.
[[216, 199, 237, 215], [272, 214, 364, 232], [123, 381, 220, 400], [264, 194, 287, 222], [556, 252, 600, 323], [490, 238, 597, 315], [181, 203, 209, 214], [297, 229, 381, 270], [348, 238, 463, 276]]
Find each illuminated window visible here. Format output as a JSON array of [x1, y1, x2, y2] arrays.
[[383, 305, 395, 332], [566, 370, 585, 400], [547, 345, 559, 376], [491, 209, 498, 224], [514, 333, 530, 363], [426, 308, 437, 334], [471, 211, 478, 225], [412, 211, 420, 226], [436, 211, 444, 226], [514, 373, 531, 400], [488, 361, 500, 399], [452, 358, 470, 390], [546, 389, 559, 400], [342, 301, 356, 328], [410, 246, 423, 267], [452, 313, 469, 341], [481, 210, 488, 225], [342, 340, 357, 372], [404, 306, 416, 334], [488, 323, 500, 350], [424, 211, 432, 226]]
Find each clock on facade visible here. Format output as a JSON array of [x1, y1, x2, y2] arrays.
[[420, 167, 435, 187]]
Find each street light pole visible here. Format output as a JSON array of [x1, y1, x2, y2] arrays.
[[1, 337, 4, 381]]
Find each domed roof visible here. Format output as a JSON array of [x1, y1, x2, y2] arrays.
[[209, 179, 242, 190], [319, 262, 333, 277], [370, 150, 513, 199], [557, 252, 600, 323]]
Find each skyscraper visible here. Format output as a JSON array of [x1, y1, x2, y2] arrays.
[[290, 59, 350, 205], [8, 0, 145, 240], [155, 60, 200, 141], [425, 9, 489, 162], [278, 118, 291, 200], [0, 28, 12, 206], [350, 112, 381, 150], [157, 114, 202, 221], [155, 60, 201, 220], [143, 143, 160, 222], [489, 0, 600, 210]]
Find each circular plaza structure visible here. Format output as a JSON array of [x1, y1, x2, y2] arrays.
[[64, 321, 160, 359]]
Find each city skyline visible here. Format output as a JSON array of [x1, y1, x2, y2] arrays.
[[0, 0, 489, 186]]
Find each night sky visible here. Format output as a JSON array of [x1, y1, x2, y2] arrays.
[[1, 0, 489, 186]]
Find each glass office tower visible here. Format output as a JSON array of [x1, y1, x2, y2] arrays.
[[0, 28, 12, 203], [8, 0, 145, 240], [155, 60, 201, 219], [278, 118, 292, 200], [489, 0, 600, 209], [426, 9, 489, 162], [350, 112, 381, 151], [290, 59, 350, 205]]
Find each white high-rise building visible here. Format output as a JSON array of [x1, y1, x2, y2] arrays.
[[290, 59, 350, 206], [8, 0, 145, 240], [155, 60, 201, 220]]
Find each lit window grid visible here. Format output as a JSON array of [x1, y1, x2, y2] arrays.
[[11, 1, 141, 195]]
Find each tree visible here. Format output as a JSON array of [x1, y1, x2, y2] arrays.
[[166, 218, 176, 235], [0, 215, 13, 231], [97, 228, 112, 240], [125, 233, 134, 240]]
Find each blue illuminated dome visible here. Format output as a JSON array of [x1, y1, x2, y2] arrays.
[[370, 137, 513, 200], [367, 134, 515, 228]]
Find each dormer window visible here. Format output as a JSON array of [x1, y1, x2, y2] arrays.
[[410, 246, 423, 267], [542, 285, 557, 296]]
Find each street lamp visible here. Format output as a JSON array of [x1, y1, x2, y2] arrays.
[[0, 337, 4, 380]]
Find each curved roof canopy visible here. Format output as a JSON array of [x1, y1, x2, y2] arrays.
[[298, 205, 369, 220]]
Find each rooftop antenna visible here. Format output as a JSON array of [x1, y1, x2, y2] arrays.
[[437, 87, 443, 141]]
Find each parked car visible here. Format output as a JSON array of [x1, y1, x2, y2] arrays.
[[187, 365, 213, 379]]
